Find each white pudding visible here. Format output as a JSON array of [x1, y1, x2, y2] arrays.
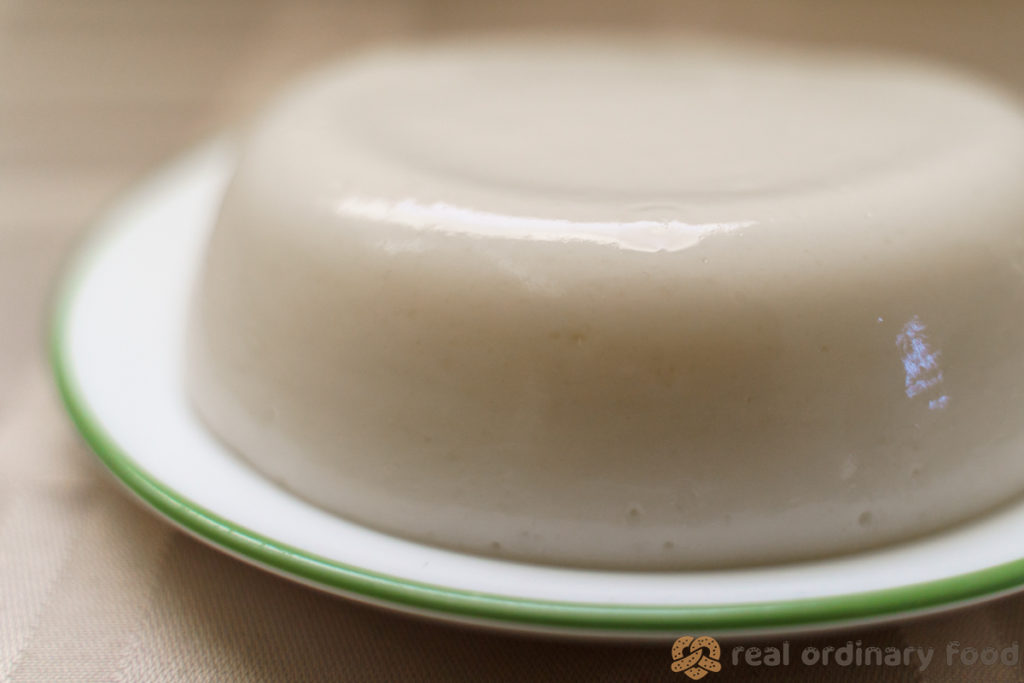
[[187, 37, 1024, 568]]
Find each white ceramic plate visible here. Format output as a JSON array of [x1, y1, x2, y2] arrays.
[[50, 142, 1024, 639]]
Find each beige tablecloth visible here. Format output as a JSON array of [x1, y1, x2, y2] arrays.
[[4, 1, 1024, 680]]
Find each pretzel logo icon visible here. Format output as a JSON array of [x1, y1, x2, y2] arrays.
[[671, 635, 722, 679]]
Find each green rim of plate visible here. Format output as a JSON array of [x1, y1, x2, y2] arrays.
[[47, 147, 1024, 634]]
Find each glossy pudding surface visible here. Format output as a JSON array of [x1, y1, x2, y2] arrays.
[[187, 37, 1024, 568]]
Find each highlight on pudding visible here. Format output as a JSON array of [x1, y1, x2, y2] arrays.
[[185, 35, 1024, 569]]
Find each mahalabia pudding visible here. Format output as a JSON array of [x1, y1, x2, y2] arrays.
[[187, 37, 1024, 568]]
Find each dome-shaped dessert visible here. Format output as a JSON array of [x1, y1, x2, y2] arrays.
[[187, 37, 1024, 568]]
